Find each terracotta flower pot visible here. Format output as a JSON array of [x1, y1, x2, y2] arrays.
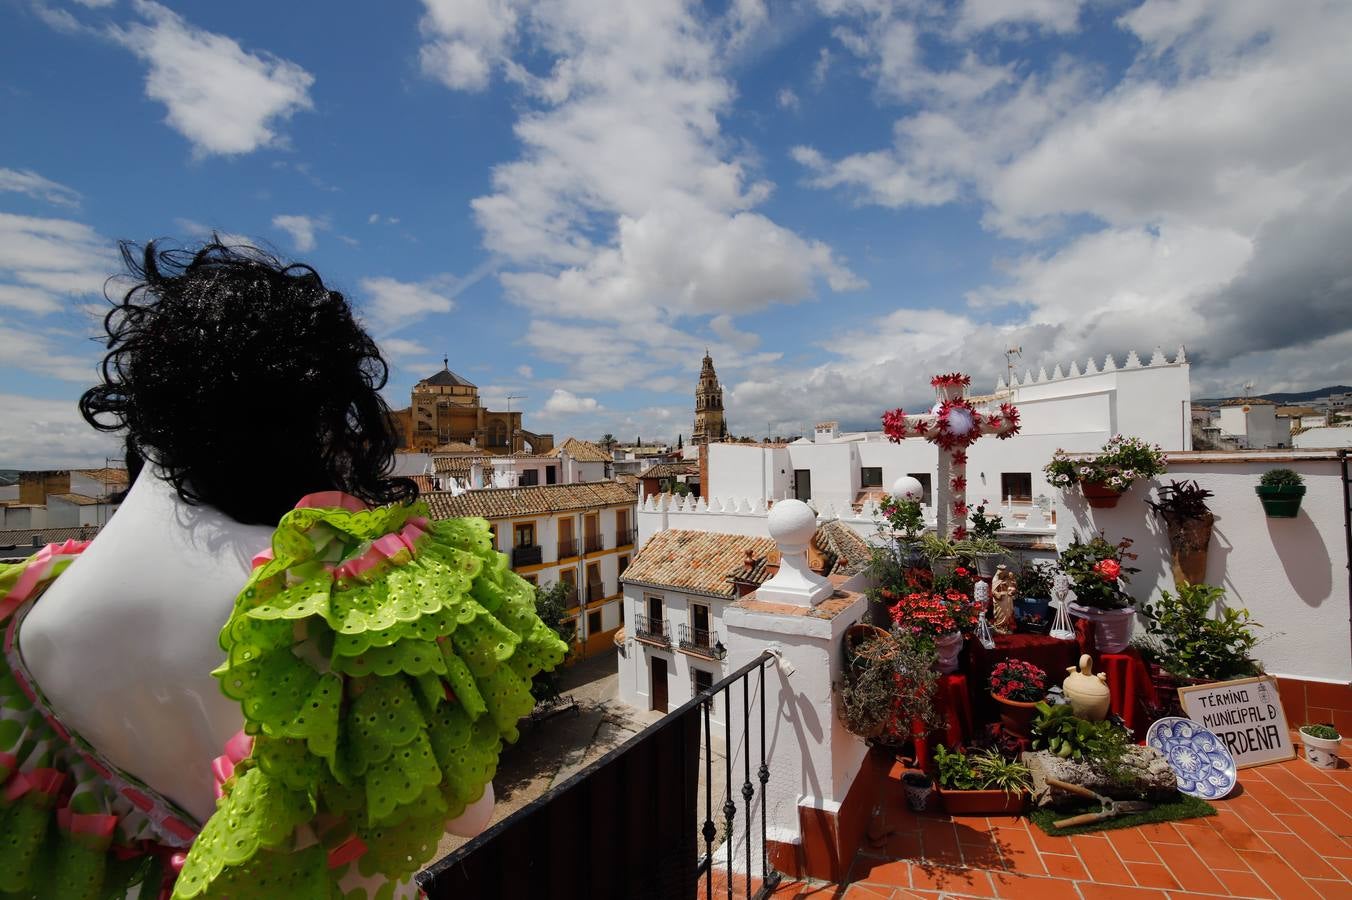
[[991, 692, 1040, 738], [1081, 481, 1123, 508], [1164, 513, 1214, 586], [936, 786, 1028, 816]]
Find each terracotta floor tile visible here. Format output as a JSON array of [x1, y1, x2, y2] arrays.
[[1076, 883, 1172, 899], [1204, 812, 1269, 853], [1137, 822, 1188, 845], [1225, 795, 1292, 833], [1308, 880, 1352, 900], [1239, 781, 1305, 817], [1040, 851, 1088, 880], [1213, 867, 1276, 899], [876, 829, 924, 861], [843, 884, 897, 899], [1110, 825, 1166, 864], [908, 863, 995, 896], [918, 821, 963, 866], [1277, 813, 1352, 857], [1025, 820, 1075, 854], [1127, 862, 1183, 890], [1329, 857, 1352, 880], [959, 837, 1006, 871], [1262, 766, 1327, 801], [1236, 850, 1325, 900], [1260, 831, 1342, 880], [952, 816, 996, 839], [989, 824, 1047, 876], [1299, 799, 1352, 843], [1179, 821, 1249, 870], [985, 872, 1082, 900], [1152, 842, 1228, 894], [1073, 834, 1135, 885], [849, 857, 913, 889]]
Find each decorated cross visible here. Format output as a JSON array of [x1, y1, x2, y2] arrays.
[[881, 373, 1021, 539]]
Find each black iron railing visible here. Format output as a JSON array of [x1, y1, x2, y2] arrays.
[[511, 544, 543, 567], [616, 527, 637, 547], [417, 650, 781, 900], [634, 613, 670, 644], [557, 538, 579, 560], [586, 583, 606, 604], [585, 534, 605, 553], [678, 624, 726, 660]]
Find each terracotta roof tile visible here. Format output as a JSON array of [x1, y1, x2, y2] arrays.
[[549, 438, 612, 463], [408, 474, 437, 494], [74, 468, 129, 486], [0, 524, 102, 550], [48, 493, 107, 506], [622, 530, 776, 598], [422, 481, 636, 520], [639, 461, 699, 479]]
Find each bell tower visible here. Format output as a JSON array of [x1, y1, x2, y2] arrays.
[[691, 350, 727, 444]]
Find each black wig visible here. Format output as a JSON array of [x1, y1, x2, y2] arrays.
[[80, 240, 417, 525]]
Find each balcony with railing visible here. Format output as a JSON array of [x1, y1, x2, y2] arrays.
[[585, 582, 607, 604], [561, 583, 578, 607], [584, 533, 605, 554], [510, 544, 542, 567], [678, 624, 726, 660], [616, 526, 637, 547], [556, 538, 579, 560], [633, 613, 670, 645]]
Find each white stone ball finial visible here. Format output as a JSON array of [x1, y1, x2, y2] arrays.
[[767, 498, 818, 549], [890, 475, 924, 503]]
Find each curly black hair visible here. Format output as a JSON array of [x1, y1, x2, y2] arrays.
[[80, 240, 417, 525]]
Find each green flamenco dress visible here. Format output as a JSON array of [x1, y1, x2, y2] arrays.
[[0, 492, 568, 899]]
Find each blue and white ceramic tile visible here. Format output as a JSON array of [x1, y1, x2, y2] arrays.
[[1146, 717, 1238, 800]]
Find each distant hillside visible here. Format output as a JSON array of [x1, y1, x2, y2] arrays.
[[1194, 385, 1352, 407], [0, 470, 19, 487]]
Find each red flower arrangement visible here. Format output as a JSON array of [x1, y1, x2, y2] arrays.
[[988, 660, 1048, 703], [889, 586, 983, 639], [931, 373, 972, 388], [1093, 559, 1122, 581]]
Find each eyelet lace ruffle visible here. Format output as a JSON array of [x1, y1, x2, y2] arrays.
[[173, 499, 568, 898]]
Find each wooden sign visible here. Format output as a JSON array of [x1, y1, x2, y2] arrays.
[[1178, 675, 1294, 768]]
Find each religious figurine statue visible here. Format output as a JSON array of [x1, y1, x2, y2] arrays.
[[991, 564, 1017, 634], [974, 581, 996, 649], [1049, 572, 1076, 641]]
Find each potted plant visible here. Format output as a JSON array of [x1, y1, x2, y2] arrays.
[[887, 572, 984, 673], [933, 745, 1031, 815], [1030, 702, 1132, 765], [843, 621, 893, 673], [1014, 561, 1056, 633], [1044, 435, 1168, 508], [879, 495, 926, 567], [988, 659, 1048, 738], [1256, 469, 1306, 518], [921, 532, 960, 578], [961, 503, 1006, 577], [1058, 533, 1140, 653], [836, 630, 941, 743], [1299, 723, 1341, 769], [1146, 480, 1215, 587], [1140, 582, 1261, 706]]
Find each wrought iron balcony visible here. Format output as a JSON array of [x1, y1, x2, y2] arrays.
[[556, 538, 579, 560], [678, 624, 727, 660], [585, 583, 607, 604], [633, 613, 670, 645], [510, 544, 542, 567], [585, 534, 605, 553], [561, 584, 578, 606], [616, 527, 637, 547]]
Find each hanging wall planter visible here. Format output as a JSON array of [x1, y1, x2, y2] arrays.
[[1081, 481, 1124, 509], [1256, 469, 1306, 518], [1147, 481, 1215, 587]]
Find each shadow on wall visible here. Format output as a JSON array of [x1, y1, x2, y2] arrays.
[[1268, 511, 1332, 607]]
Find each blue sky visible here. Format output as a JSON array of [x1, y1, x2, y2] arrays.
[[3, 0, 1350, 467]]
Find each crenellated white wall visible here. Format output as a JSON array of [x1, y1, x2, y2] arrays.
[[1054, 451, 1351, 684]]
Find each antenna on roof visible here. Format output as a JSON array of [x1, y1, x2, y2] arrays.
[[443, 355, 449, 370]]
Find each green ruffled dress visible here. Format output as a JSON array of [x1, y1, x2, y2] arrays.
[[0, 493, 568, 899]]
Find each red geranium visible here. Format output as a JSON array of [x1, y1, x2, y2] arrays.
[[988, 660, 1048, 702]]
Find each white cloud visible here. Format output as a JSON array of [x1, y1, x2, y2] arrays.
[[71, 0, 118, 7], [112, 0, 314, 157], [0, 211, 118, 316], [368, 213, 401, 225], [380, 337, 430, 361], [0, 326, 100, 384], [516, 364, 533, 378], [417, 0, 521, 91], [776, 87, 799, 110], [271, 214, 327, 252], [0, 168, 82, 209], [541, 388, 601, 416], [360, 276, 457, 333], [0, 394, 119, 469], [957, 0, 1085, 35]]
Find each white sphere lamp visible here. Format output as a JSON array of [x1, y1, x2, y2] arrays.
[[890, 475, 924, 503], [757, 499, 833, 607]]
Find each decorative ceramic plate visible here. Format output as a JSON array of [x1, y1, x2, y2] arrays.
[[1146, 717, 1238, 799]]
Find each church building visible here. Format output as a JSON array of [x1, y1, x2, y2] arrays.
[[391, 360, 554, 454], [691, 352, 727, 444]]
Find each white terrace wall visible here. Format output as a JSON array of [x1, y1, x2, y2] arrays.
[[1055, 451, 1351, 684]]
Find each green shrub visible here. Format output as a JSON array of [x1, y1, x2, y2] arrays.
[[1030, 703, 1131, 773], [934, 745, 1031, 793], [1140, 583, 1261, 681], [1302, 724, 1340, 740]]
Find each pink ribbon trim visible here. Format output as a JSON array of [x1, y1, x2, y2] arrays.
[[326, 834, 368, 869], [294, 491, 368, 512], [251, 548, 276, 569], [57, 807, 119, 839], [0, 541, 90, 619], [333, 532, 417, 582], [212, 730, 254, 798]]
